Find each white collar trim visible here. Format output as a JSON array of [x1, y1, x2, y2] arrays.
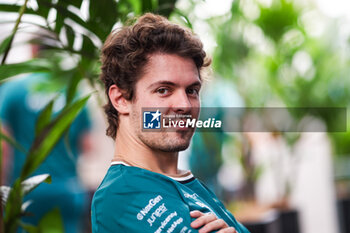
[[111, 161, 130, 167]]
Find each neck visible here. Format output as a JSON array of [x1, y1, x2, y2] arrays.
[[113, 124, 179, 176]]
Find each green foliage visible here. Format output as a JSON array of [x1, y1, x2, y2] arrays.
[[19, 208, 64, 233], [0, 175, 51, 208], [210, 0, 350, 154], [21, 95, 90, 180], [0, 0, 29, 64], [37, 208, 64, 233], [0, 132, 27, 154], [0, 0, 178, 90], [212, 0, 249, 80], [256, 0, 300, 42], [21, 174, 52, 196], [1, 174, 51, 233], [1, 94, 89, 233], [0, 35, 12, 55], [0, 59, 52, 82], [88, 0, 118, 39], [35, 100, 55, 137]]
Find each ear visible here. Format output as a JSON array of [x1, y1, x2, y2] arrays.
[[108, 84, 130, 114]]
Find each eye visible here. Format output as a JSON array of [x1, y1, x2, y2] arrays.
[[156, 87, 170, 95], [186, 88, 199, 96]]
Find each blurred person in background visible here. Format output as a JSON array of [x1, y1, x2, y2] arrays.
[[0, 33, 92, 233]]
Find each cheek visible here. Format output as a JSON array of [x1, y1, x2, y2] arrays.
[[190, 102, 200, 117], [133, 93, 154, 108], [148, 98, 169, 108], [190, 98, 200, 108], [192, 108, 200, 119]]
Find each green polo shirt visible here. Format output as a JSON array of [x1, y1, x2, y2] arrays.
[[91, 162, 249, 233]]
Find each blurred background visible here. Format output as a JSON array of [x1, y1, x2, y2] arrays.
[[0, 0, 349, 233]]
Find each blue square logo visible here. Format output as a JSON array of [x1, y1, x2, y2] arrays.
[[143, 110, 161, 129]]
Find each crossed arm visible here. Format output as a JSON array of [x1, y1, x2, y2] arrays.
[[190, 210, 237, 233]]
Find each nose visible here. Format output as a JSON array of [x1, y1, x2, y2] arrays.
[[172, 90, 192, 113]]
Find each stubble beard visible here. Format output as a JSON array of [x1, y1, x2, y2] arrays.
[[138, 130, 194, 152], [131, 108, 194, 152]]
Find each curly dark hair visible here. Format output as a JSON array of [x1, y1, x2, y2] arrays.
[[100, 13, 211, 139]]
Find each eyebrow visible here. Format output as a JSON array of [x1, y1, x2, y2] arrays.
[[147, 80, 202, 90]]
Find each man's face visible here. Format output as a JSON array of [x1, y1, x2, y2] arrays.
[[129, 53, 201, 152]]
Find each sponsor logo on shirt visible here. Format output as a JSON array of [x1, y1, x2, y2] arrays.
[[167, 217, 184, 233], [154, 211, 177, 233], [184, 192, 199, 199], [147, 203, 167, 226], [137, 195, 163, 220]]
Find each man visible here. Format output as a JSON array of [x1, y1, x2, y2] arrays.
[[91, 13, 249, 233]]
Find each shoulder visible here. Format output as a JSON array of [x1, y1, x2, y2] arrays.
[[93, 164, 182, 205], [91, 165, 195, 233]]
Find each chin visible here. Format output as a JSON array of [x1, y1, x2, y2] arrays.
[[139, 131, 192, 153], [159, 140, 191, 152], [165, 131, 193, 150], [153, 135, 192, 152]]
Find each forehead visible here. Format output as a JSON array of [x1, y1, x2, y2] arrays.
[[137, 53, 200, 86]]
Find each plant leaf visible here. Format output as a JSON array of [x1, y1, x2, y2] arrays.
[[38, 208, 64, 233], [0, 59, 52, 81], [0, 34, 13, 55], [21, 200, 32, 212], [20, 95, 90, 180], [0, 4, 36, 15], [69, 0, 83, 8], [0, 131, 27, 154], [36, 0, 50, 18], [4, 179, 22, 233], [35, 99, 54, 137], [88, 0, 118, 39], [173, 9, 192, 29], [3, 95, 89, 231], [65, 24, 75, 49], [54, 6, 64, 35], [21, 174, 51, 196], [66, 69, 82, 105], [157, 0, 176, 17], [18, 221, 38, 233], [0, 185, 11, 206], [141, 0, 153, 13], [48, 2, 99, 39]]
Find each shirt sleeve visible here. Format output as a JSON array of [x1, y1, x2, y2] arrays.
[[92, 190, 199, 233]]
